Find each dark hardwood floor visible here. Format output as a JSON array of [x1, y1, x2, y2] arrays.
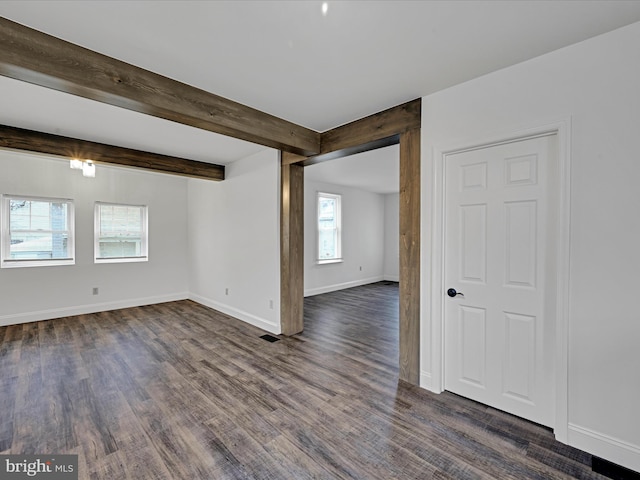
[[0, 282, 608, 479]]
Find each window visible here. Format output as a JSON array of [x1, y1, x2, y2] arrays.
[[95, 202, 148, 263], [1, 195, 75, 268], [317, 192, 341, 263]]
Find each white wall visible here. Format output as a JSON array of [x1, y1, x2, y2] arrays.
[[383, 193, 399, 282], [304, 180, 385, 296], [0, 145, 282, 335], [420, 21, 640, 471], [0, 149, 189, 326], [187, 149, 281, 334]]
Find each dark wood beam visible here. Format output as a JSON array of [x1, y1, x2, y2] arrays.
[[0, 17, 321, 156], [302, 135, 399, 167], [398, 128, 421, 384], [280, 155, 304, 335], [0, 124, 224, 181], [281, 151, 308, 166], [281, 99, 420, 166], [316, 98, 421, 160]]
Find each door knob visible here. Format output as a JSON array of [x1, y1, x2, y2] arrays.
[[447, 288, 464, 298]]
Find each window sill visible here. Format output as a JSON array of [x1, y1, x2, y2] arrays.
[[317, 258, 343, 265], [1, 259, 75, 268], [95, 256, 148, 264]]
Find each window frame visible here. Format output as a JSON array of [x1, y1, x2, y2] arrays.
[[0, 194, 75, 268], [316, 191, 342, 264], [94, 202, 148, 264]]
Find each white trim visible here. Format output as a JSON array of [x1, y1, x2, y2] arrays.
[[95, 256, 148, 264], [0, 291, 281, 336], [568, 424, 640, 473], [317, 258, 343, 265], [554, 118, 572, 443], [420, 371, 434, 391], [425, 118, 572, 442], [304, 275, 384, 297], [383, 274, 399, 282], [0, 292, 189, 327], [189, 293, 281, 335]]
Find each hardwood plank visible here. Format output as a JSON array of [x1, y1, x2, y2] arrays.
[[0, 376, 16, 452], [191, 423, 254, 480], [262, 435, 340, 480], [129, 405, 219, 479], [0, 18, 320, 156], [86, 450, 131, 480], [201, 424, 293, 480], [0, 291, 613, 479], [72, 378, 118, 459], [0, 124, 225, 181]]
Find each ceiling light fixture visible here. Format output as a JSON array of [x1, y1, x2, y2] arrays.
[[322, 2, 328, 16], [82, 160, 96, 178], [70, 158, 96, 177], [70, 158, 83, 170]]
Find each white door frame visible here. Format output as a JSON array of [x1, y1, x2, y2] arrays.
[[425, 119, 572, 442]]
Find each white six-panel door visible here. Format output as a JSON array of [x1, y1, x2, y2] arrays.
[[444, 135, 557, 427]]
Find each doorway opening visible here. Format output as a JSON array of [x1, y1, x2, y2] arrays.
[[281, 123, 421, 384], [303, 145, 400, 294], [301, 146, 400, 367]]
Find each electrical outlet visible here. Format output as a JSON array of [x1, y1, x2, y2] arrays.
[[92, 287, 99, 295], [269, 299, 274, 309], [359, 266, 362, 271], [225, 288, 229, 296]]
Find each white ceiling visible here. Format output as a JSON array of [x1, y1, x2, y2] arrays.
[[305, 145, 399, 195], [1, 1, 640, 193]]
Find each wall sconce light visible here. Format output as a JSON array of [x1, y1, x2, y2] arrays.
[[70, 159, 96, 177]]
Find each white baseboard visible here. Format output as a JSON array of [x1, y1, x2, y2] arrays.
[[383, 275, 400, 282], [189, 293, 280, 335], [568, 423, 640, 473], [304, 275, 385, 297], [0, 291, 280, 336], [0, 292, 189, 327]]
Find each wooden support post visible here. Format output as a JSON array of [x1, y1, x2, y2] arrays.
[[280, 154, 304, 335], [399, 128, 421, 384]]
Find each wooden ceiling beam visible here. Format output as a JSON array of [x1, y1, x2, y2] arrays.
[[321, 98, 421, 153], [286, 98, 422, 166], [0, 124, 225, 181], [0, 17, 321, 157], [302, 135, 400, 167]]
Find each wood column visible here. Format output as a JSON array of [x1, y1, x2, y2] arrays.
[[399, 128, 421, 384], [280, 154, 304, 335]]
